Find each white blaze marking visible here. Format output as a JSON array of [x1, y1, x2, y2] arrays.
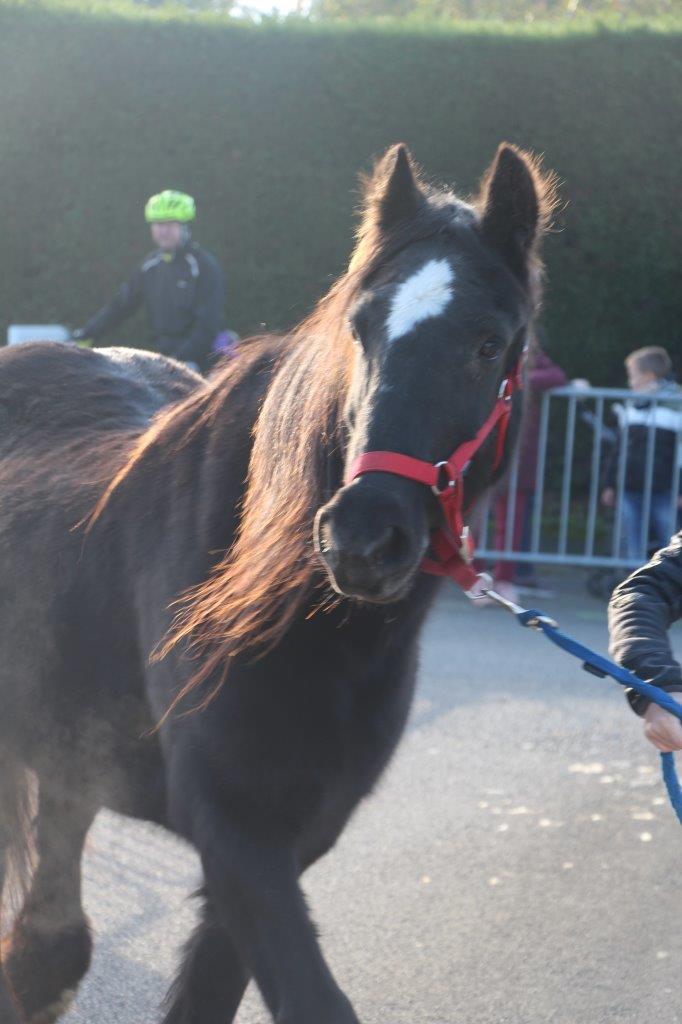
[[385, 258, 454, 343]]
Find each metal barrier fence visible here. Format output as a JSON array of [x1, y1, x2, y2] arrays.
[[475, 385, 682, 570]]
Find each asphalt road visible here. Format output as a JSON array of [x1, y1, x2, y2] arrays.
[[63, 576, 682, 1024]]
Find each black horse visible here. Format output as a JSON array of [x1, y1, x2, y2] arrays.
[[0, 143, 555, 1024]]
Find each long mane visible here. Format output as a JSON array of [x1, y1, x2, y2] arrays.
[[155, 268, 380, 705], [156, 304, 352, 706], [98, 146, 558, 710]]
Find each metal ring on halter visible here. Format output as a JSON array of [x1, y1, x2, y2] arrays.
[[479, 582, 559, 629], [431, 461, 458, 497], [498, 377, 511, 400]]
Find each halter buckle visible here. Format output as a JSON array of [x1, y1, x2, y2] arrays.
[[498, 377, 512, 401]]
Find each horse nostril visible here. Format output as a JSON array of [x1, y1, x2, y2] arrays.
[[314, 509, 335, 558], [365, 525, 409, 569]]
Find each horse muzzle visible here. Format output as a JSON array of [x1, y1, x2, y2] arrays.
[[314, 477, 429, 602]]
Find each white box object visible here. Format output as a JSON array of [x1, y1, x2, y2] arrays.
[[7, 324, 70, 346]]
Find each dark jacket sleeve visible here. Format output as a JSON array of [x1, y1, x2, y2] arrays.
[[175, 252, 225, 366], [80, 267, 145, 341], [602, 438, 618, 490], [601, 404, 623, 490], [608, 530, 682, 715]]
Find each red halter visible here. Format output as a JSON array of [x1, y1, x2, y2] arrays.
[[346, 362, 523, 592]]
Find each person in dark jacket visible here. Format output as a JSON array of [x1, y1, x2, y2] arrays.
[[601, 346, 682, 560], [73, 190, 225, 372], [609, 531, 682, 751]]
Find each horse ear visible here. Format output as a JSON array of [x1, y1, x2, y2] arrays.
[[367, 143, 423, 231], [479, 143, 544, 273]]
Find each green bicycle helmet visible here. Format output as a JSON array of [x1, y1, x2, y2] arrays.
[[145, 190, 196, 223]]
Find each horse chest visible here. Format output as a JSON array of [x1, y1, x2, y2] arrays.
[[339, 670, 413, 769], [293, 654, 419, 858]]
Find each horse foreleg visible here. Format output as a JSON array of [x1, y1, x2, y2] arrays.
[[160, 891, 249, 1024], [3, 784, 96, 1024], [191, 811, 360, 1024], [0, 825, 25, 1024]]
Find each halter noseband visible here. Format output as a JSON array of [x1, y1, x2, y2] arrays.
[[345, 361, 523, 592]]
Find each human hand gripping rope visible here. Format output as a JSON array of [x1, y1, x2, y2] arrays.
[[474, 578, 682, 826]]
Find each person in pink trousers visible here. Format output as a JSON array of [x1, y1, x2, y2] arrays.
[[474, 335, 567, 605]]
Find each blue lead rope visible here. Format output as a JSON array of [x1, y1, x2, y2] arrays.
[[516, 607, 682, 825], [475, 581, 682, 825]]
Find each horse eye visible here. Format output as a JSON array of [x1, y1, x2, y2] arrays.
[[349, 320, 370, 353], [479, 337, 504, 362]]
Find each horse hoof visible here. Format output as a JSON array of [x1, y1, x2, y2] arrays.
[[28, 989, 77, 1024]]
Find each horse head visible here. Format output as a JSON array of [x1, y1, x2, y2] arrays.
[[314, 142, 555, 603]]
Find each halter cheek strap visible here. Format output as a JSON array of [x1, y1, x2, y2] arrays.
[[346, 362, 522, 592]]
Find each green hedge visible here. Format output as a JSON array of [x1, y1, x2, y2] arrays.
[[1, 3, 680, 381]]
